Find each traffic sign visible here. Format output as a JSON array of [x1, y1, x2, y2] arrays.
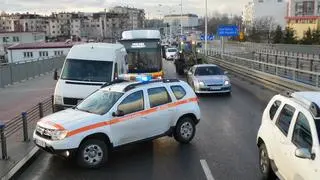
[[200, 34, 214, 41], [218, 25, 239, 37]]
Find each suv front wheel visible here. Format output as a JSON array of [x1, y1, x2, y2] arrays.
[[77, 139, 108, 168], [174, 116, 196, 144]]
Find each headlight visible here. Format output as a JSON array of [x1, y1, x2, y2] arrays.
[[54, 95, 63, 104], [51, 130, 68, 140], [224, 80, 230, 86], [199, 81, 205, 87]]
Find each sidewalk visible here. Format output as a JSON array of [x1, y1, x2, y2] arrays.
[[0, 120, 39, 180], [0, 72, 56, 180]]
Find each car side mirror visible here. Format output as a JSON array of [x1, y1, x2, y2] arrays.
[[187, 71, 192, 76], [295, 148, 313, 159], [224, 71, 229, 75], [53, 69, 59, 80], [112, 110, 125, 117]]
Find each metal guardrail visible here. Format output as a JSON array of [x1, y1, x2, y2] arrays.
[[0, 56, 65, 88], [201, 49, 320, 91], [0, 96, 54, 159]]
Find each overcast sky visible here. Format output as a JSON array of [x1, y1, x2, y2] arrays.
[[1, 0, 250, 17]]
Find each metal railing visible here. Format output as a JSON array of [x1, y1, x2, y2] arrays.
[[0, 96, 54, 159], [0, 56, 65, 88], [201, 49, 320, 90]]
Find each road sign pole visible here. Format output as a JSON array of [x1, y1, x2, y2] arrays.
[[221, 36, 225, 55]]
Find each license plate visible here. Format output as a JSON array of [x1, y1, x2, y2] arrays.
[[210, 87, 221, 90], [35, 139, 46, 148]]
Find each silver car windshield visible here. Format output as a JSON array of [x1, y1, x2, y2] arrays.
[[76, 90, 123, 115], [195, 66, 224, 76]]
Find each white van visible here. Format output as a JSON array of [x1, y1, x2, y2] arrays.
[[53, 43, 128, 111]]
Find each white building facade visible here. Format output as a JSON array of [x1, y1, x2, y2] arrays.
[[163, 14, 199, 35]]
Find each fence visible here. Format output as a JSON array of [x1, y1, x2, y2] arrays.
[[0, 56, 65, 88], [0, 96, 54, 159]]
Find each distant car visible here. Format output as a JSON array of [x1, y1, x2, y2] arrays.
[[165, 48, 178, 60], [257, 91, 320, 180], [34, 77, 201, 168], [186, 64, 231, 95]]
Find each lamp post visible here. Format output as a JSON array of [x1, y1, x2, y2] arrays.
[[180, 0, 183, 36], [204, 0, 208, 56]]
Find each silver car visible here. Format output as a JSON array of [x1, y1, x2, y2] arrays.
[[187, 64, 231, 94]]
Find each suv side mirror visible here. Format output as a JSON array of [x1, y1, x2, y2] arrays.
[[224, 71, 229, 75], [112, 110, 125, 117], [53, 69, 59, 80], [295, 148, 312, 159]]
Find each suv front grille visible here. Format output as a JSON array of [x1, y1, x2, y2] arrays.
[[63, 97, 82, 106]]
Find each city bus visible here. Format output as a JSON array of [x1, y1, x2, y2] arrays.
[[119, 30, 163, 79]]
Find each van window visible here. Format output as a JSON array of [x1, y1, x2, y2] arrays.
[[61, 59, 113, 82]]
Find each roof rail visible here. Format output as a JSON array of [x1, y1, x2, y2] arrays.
[[281, 90, 294, 98], [101, 79, 129, 88], [124, 79, 180, 92]]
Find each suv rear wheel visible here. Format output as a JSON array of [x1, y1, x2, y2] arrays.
[[77, 139, 108, 168], [259, 143, 275, 180], [174, 116, 196, 144]]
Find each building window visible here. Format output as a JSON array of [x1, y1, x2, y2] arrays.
[[39, 51, 48, 57], [2, 37, 8, 43], [52, 25, 55, 28], [52, 31, 55, 34], [13, 36, 19, 42], [23, 52, 33, 58], [54, 51, 64, 56]]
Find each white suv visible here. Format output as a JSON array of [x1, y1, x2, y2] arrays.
[[34, 79, 200, 168], [257, 91, 320, 180]]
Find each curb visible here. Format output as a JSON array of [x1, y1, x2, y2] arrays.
[[1, 147, 39, 180]]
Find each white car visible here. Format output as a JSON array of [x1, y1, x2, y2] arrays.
[[187, 64, 231, 94], [257, 91, 320, 180], [165, 48, 178, 60], [34, 78, 201, 168]]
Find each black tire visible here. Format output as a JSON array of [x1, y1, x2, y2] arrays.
[[77, 139, 108, 169], [259, 144, 276, 180], [174, 116, 196, 144]]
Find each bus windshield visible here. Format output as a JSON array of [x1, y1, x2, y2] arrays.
[[127, 48, 162, 73], [61, 59, 113, 82]]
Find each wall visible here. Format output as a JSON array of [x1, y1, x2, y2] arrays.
[[8, 47, 71, 63], [287, 19, 320, 38], [253, 0, 287, 28]]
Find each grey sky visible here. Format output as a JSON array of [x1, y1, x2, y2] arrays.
[[1, 0, 250, 17]]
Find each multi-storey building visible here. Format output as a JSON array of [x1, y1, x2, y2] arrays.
[[110, 6, 145, 30], [286, 0, 320, 38]]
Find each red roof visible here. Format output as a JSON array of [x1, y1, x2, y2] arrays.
[[8, 42, 84, 50], [285, 16, 320, 20], [0, 31, 46, 34]]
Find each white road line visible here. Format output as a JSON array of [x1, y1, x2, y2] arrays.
[[200, 159, 215, 180]]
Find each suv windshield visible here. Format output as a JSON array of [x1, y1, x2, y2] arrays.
[[61, 59, 113, 82], [316, 120, 320, 142], [195, 66, 224, 76], [76, 90, 123, 115], [167, 48, 177, 52]]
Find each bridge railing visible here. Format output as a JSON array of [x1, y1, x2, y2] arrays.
[[0, 56, 65, 88]]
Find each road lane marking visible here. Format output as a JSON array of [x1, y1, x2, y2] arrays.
[[200, 159, 215, 180]]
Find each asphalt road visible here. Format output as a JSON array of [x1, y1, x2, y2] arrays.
[[17, 60, 276, 180]]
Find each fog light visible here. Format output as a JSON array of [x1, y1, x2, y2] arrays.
[[64, 150, 70, 157]]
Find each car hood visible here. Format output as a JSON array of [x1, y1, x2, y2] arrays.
[[37, 108, 101, 130], [195, 75, 229, 85]]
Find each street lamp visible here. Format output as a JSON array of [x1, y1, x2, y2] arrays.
[[180, 0, 183, 36], [204, 0, 208, 56]]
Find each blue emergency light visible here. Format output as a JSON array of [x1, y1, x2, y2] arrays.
[[136, 75, 152, 82]]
